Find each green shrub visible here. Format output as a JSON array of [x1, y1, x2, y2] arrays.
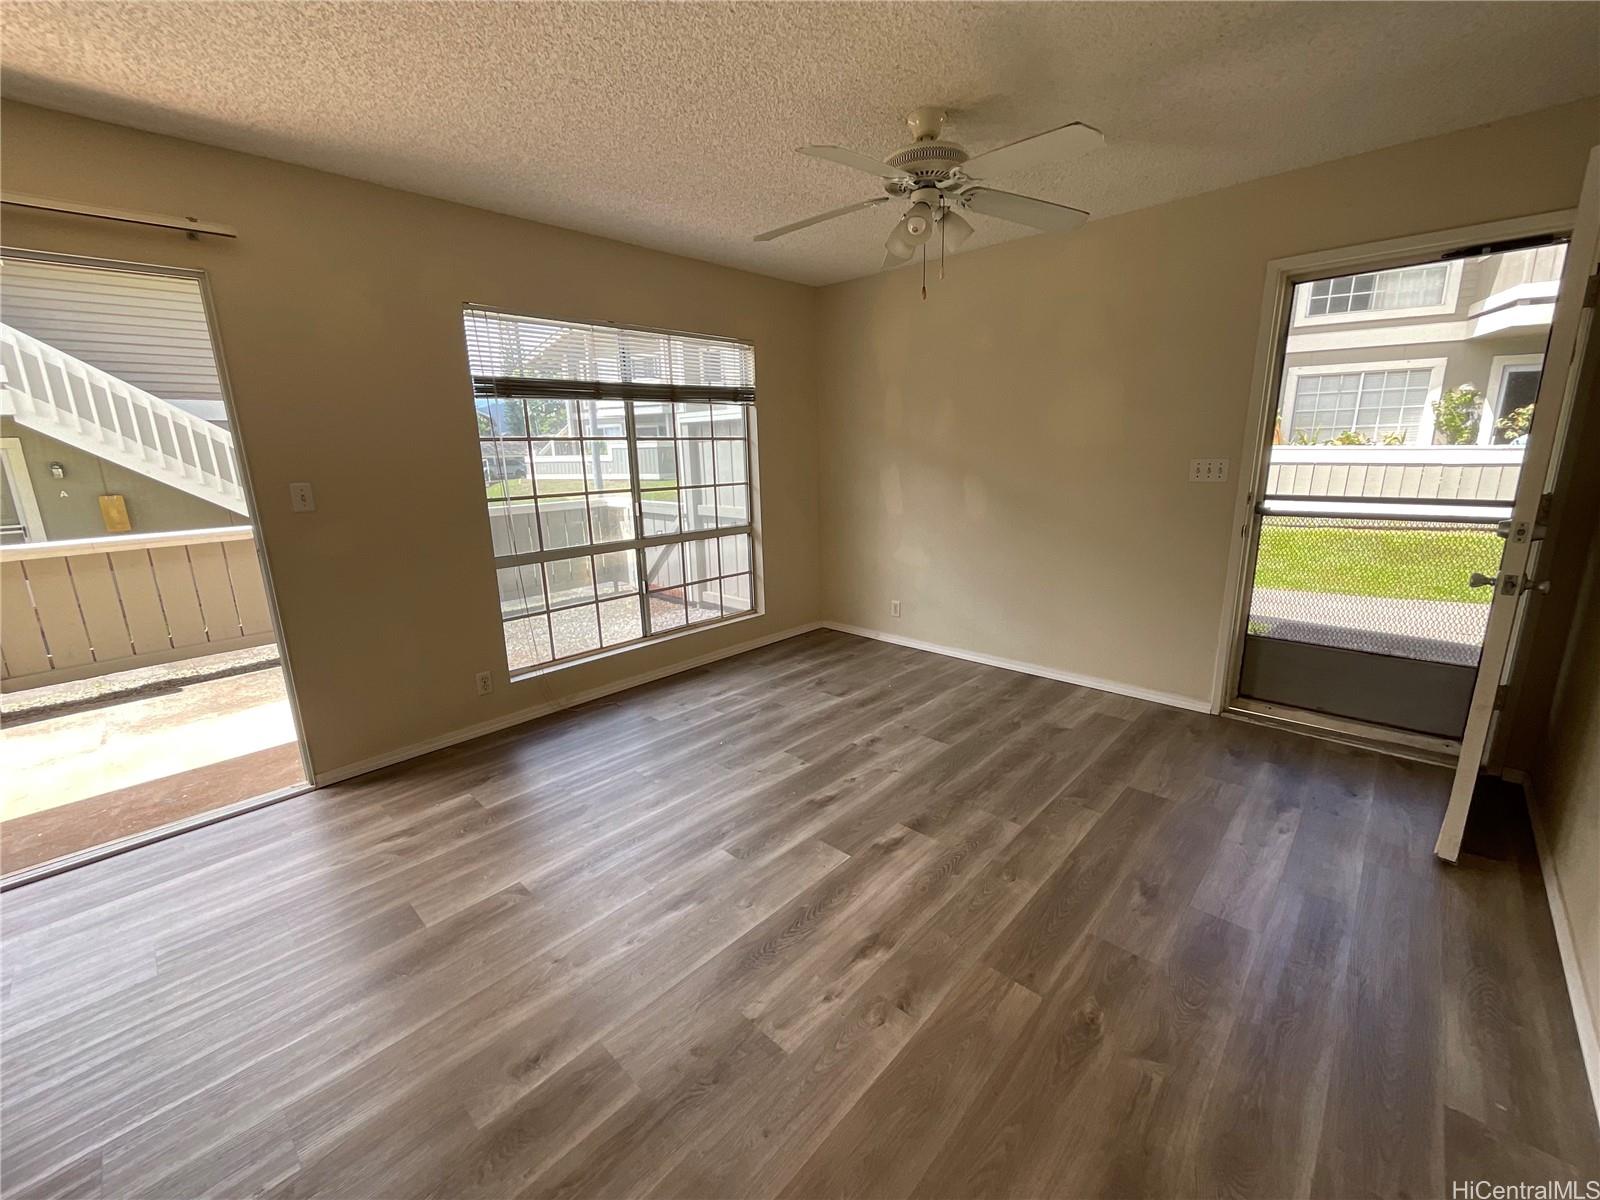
[[1433, 385, 1483, 445], [1496, 404, 1533, 443]]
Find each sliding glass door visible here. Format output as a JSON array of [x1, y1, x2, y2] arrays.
[[0, 249, 309, 878]]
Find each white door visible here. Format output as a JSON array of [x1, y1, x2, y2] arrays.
[[1435, 145, 1600, 861]]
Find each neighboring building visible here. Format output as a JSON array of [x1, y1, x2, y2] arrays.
[[1279, 244, 1562, 447], [0, 258, 247, 543]]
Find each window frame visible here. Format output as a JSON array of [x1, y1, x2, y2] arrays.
[[464, 309, 761, 679], [1478, 353, 1545, 446], [1278, 358, 1446, 446], [1293, 260, 1463, 327]]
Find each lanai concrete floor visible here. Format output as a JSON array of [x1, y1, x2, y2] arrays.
[[1, 653, 303, 874]]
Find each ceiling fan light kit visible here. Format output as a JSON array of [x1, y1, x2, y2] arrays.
[[755, 105, 1103, 295]]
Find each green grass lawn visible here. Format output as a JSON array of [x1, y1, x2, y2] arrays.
[[1253, 524, 1502, 604]]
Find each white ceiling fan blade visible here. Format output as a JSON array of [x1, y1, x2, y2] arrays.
[[798, 145, 911, 180], [753, 196, 890, 242], [962, 188, 1089, 233], [962, 122, 1105, 179]]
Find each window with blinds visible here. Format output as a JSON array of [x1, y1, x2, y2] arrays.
[[464, 307, 757, 674]]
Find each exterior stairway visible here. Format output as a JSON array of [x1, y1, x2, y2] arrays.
[[0, 321, 248, 515]]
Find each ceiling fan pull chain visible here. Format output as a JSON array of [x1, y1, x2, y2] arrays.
[[921, 244, 927, 301], [940, 214, 946, 280]]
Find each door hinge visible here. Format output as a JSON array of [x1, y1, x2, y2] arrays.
[[1493, 683, 1511, 711], [1586, 272, 1600, 310]]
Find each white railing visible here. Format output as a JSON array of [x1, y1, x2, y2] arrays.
[[483, 440, 650, 488], [0, 526, 273, 690], [1266, 445, 1521, 503], [0, 322, 248, 515]]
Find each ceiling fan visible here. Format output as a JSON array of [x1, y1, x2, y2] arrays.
[[754, 106, 1105, 283]]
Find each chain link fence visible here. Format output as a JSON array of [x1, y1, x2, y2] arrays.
[[1247, 515, 1504, 666]]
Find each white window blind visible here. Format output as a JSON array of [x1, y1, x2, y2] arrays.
[[464, 307, 757, 674], [465, 309, 754, 397]]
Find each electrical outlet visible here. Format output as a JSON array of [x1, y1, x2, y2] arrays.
[[1189, 458, 1229, 483], [891, 599, 902, 618], [289, 481, 316, 512], [475, 671, 493, 696]]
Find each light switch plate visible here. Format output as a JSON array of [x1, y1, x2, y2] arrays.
[[289, 482, 316, 512], [1189, 458, 1229, 483]]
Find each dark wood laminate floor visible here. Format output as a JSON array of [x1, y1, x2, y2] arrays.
[[2, 629, 1595, 1199]]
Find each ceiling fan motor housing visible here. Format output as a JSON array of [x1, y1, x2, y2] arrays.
[[886, 140, 968, 177]]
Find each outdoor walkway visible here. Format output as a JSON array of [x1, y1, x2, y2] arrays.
[[1250, 586, 1489, 665], [1, 663, 302, 873]]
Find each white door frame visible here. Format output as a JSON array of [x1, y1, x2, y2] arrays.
[[1436, 148, 1600, 862], [0, 437, 47, 541], [1210, 209, 1576, 737]]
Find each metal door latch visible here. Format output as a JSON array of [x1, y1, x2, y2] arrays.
[[1471, 571, 1550, 596]]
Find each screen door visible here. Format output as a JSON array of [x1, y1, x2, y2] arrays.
[[1235, 238, 1569, 740]]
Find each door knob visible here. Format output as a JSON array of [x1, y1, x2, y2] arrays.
[[1468, 572, 1496, 588]]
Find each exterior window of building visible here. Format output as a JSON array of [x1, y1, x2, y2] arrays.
[[1482, 361, 1543, 445], [463, 307, 757, 675], [1303, 263, 1452, 318], [1286, 367, 1434, 445]]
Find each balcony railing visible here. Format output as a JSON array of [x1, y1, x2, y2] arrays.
[[1266, 445, 1521, 503], [0, 526, 274, 690]]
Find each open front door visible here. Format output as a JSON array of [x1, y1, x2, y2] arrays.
[[1435, 146, 1600, 861]]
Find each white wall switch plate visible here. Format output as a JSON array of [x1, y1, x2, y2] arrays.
[[891, 599, 902, 618], [475, 671, 493, 696], [1189, 458, 1229, 482], [289, 481, 316, 512]]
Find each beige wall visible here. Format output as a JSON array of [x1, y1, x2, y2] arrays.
[[1531, 504, 1600, 1072], [2, 96, 1592, 777], [814, 99, 1599, 704], [0, 102, 822, 779]]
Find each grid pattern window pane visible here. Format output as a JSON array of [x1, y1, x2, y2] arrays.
[[1304, 264, 1450, 317], [466, 307, 757, 673], [1289, 368, 1431, 444]]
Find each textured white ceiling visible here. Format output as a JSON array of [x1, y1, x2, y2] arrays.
[[3, 2, 1597, 285]]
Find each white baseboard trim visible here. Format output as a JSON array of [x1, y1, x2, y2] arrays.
[[819, 622, 1212, 714], [314, 621, 824, 787], [1505, 767, 1600, 1118]]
